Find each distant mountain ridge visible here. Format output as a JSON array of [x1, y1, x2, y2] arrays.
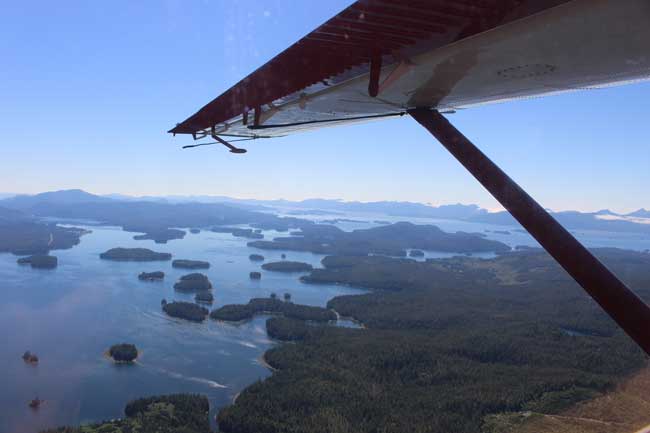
[[2, 190, 649, 235], [627, 208, 650, 218], [2, 189, 112, 211], [0, 190, 309, 239]]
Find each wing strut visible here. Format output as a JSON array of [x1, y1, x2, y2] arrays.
[[211, 127, 247, 154], [408, 108, 650, 355]]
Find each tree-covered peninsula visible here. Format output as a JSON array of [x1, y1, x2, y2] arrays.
[[249, 221, 510, 257], [0, 210, 88, 255], [216, 249, 650, 433], [210, 297, 335, 322], [41, 394, 210, 433], [162, 301, 209, 322]]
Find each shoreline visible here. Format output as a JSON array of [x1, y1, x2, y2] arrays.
[[256, 352, 277, 372]]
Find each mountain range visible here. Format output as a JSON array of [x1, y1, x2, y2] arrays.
[[1, 190, 649, 234]]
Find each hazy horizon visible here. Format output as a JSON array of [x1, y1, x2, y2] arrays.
[[1, 1, 649, 215], [0, 188, 648, 215]]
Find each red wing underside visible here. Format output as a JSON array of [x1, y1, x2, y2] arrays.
[[170, 0, 650, 140]]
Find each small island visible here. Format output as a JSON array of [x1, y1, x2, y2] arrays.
[[100, 248, 172, 261], [138, 271, 165, 281], [409, 249, 425, 257], [261, 261, 313, 272], [210, 297, 336, 322], [17, 255, 58, 269], [163, 301, 209, 322], [189, 228, 201, 234], [195, 292, 214, 304], [29, 397, 43, 409], [211, 227, 264, 239], [172, 259, 210, 269], [133, 228, 186, 244], [22, 350, 39, 364], [249, 254, 265, 262], [249, 271, 261, 280], [173, 273, 213, 292], [108, 343, 138, 363]]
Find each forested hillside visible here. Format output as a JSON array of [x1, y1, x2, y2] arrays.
[[218, 249, 650, 433]]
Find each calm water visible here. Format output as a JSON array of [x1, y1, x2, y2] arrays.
[[3, 218, 649, 433], [0, 226, 363, 433]]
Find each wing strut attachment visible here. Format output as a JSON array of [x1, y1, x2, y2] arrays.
[[409, 108, 650, 355], [211, 126, 247, 154]]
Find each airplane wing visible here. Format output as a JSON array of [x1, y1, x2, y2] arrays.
[[170, 0, 650, 139], [169, 0, 650, 355]]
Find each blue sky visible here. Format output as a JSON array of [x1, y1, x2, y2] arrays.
[[1, 0, 649, 213]]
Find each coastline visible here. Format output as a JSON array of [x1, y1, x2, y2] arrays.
[[256, 352, 277, 372]]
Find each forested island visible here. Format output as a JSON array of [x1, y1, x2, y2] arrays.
[[133, 228, 186, 243], [211, 227, 264, 239], [162, 301, 209, 322], [248, 221, 510, 257], [108, 343, 138, 363], [216, 248, 650, 433], [17, 254, 58, 269], [261, 261, 313, 272], [100, 248, 171, 261], [41, 394, 210, 433], [172, 259, 210, 269], [22, 350, 39, 364], [173, 273, 213, 292], [249, 254, 265, 261], [138, 271, 164, 281], [210, 297, 335, 322]]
